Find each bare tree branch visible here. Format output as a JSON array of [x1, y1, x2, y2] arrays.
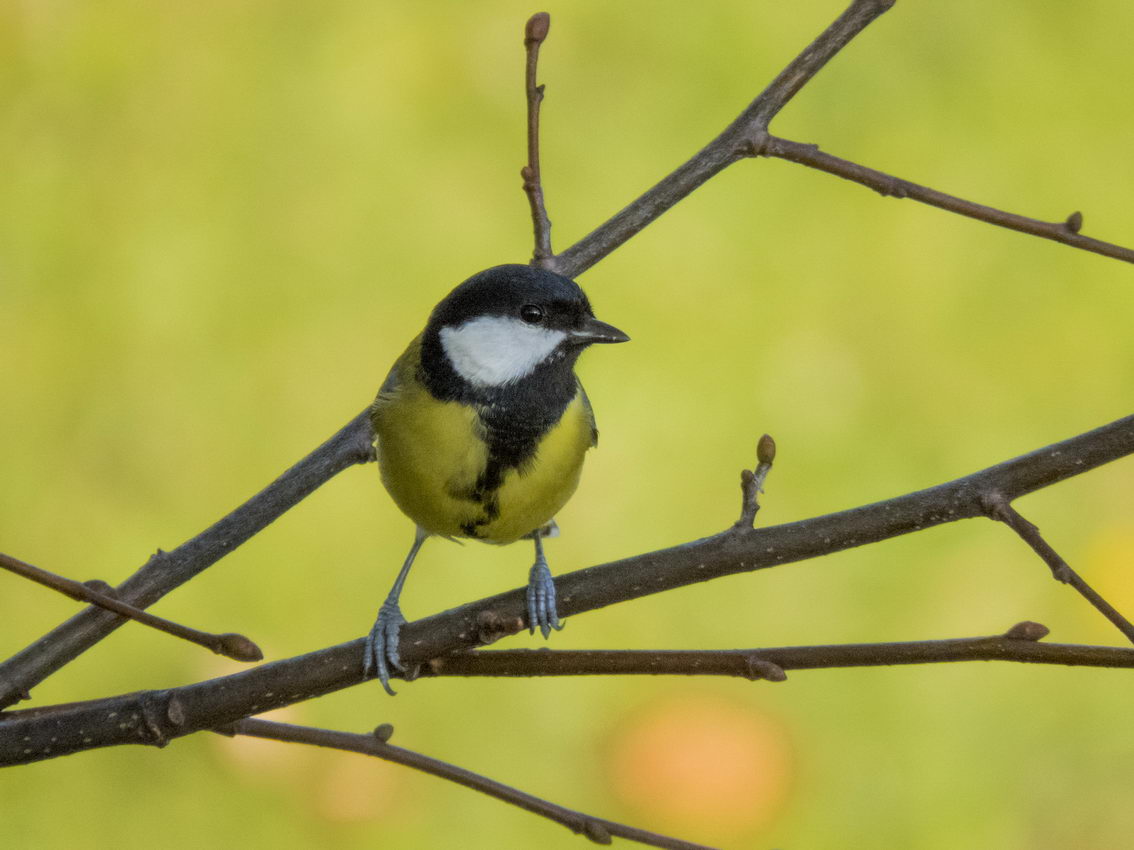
[[983, 494, 1134, 645], [419, 622, 1134, 678], [4, 415, 1134, 765], [521, 12, 554, 266], [3, 8, 1131, 850], [217, 718, 715, 850], [551, 0, 1134, 276], [6, 620, 1134, 767], [551, 0, 899, 277], [0, 410, 374, 709], [4, 0, 1133, 720], [0, 553, 261, 662], [758, 136, 1134, 265]]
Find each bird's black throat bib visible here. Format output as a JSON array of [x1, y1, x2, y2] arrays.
[[419, 329, 583, 533]]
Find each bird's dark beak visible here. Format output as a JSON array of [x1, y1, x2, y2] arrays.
[[570, 316, 630, 345]]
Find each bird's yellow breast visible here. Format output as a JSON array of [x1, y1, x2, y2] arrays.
[[371, 344, 595, 544]]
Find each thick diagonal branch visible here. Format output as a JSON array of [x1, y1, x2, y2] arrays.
[[553, 0, 1134, 276], [9, 621, 1134, 768], [553, 0, 896, 277], [4, 415, 1133, 765]]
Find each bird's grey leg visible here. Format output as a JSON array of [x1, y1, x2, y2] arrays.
[[364, 527, 428, 695], [522, 519, 559, 540], [527, 526, 564, 638]]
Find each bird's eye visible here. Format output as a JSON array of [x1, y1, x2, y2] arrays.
[[520, 304, 545, 324]]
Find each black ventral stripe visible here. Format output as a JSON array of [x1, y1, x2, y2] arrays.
[[420, 326, 581, 490]]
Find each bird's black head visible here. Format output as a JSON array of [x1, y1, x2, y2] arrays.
[[421, 264, 628, 393]]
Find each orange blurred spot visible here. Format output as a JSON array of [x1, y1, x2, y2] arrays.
[[606, 692, 792, 840], [215, 706, 308, 776], [314, 750, 410, 824], [211, 701, 416, 825]]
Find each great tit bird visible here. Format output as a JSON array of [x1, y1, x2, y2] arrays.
[[364, 263, 629, 694]]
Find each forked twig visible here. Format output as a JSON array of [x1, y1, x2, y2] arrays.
[[552, 0, 1134, 277]]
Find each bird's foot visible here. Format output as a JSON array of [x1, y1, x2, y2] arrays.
[[364, 599, 407, 696], [527, 558, 564, 639]]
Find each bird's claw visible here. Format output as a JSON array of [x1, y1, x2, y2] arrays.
[[527, 559, 564, 639], [364, 599, 407, 696]]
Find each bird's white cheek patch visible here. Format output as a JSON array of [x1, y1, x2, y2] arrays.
[[440, 316, 566, 386]]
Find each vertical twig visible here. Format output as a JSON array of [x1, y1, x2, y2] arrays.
[[733, 434, 777, 530], [522, 12, 555, 266]]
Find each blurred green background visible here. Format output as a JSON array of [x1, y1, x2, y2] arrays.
[[3, 1, 1134, 847]]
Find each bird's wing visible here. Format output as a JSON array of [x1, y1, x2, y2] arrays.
[[577, 379, 599, 448], [369, 335, 423, 435], [372, 336, 422, 400], [368, 368, 398, 435], [376, 362, 401, 396]]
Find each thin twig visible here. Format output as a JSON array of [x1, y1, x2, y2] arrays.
[[982, 493, 1134, 646], [734, 434, 777, 530], [0, 553, 261, 662], [217, 718, 715, 850], [10, 617, 1134, 766], [422, 621, 1134, 679], [0, 409, 375, 709], [759, 136, 1134, 265], [521, 12, 554, 266]]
